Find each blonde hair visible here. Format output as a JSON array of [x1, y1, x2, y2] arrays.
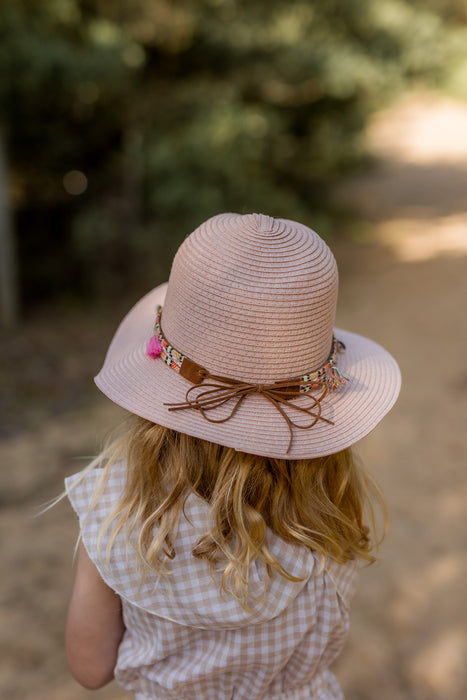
[[83, 415, 386, 605]]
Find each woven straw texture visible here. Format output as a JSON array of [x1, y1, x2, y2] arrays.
[[95, 213, 400, 458]]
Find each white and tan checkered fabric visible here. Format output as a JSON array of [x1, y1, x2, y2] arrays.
[[66, 465, 358, 700]]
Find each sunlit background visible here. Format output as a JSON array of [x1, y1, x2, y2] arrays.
[[1, 1, 466, 699]]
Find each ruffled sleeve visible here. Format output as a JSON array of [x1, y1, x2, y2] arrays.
[[65, 464, 128, 583]]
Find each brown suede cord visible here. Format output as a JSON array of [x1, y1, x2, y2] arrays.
[[165, 374, 334, 453]]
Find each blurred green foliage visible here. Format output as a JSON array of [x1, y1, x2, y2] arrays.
[[1, 0, 466, 305]]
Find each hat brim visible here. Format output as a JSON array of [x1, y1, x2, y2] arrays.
[[95, 283, 401, 459]]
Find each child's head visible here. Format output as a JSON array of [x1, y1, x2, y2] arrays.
[[95, 212, 400, 459], [89, 213, 400, 602]]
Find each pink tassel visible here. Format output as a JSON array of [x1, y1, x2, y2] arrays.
[[146, 335, 162, 358]]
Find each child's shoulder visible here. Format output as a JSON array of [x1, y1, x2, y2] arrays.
[[65, 462, 126, 521], [323, 558, 359, 610]]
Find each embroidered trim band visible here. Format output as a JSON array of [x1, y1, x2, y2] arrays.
[[146, 305, 350, 452]]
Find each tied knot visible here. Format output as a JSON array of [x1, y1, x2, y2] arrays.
[[149, 305, 350, 453], [164, 373, 334, 453]]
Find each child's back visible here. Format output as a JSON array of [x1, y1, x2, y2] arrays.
[[68, 461, 357, 699]]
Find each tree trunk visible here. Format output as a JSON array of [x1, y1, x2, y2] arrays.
[[0, 128, 19, 328]]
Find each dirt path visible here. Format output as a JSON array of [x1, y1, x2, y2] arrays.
[[333, 91, 467, 700], [1, 91, 466, 700]]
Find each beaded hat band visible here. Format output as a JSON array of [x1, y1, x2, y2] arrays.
[[146, 305, 350, 453]]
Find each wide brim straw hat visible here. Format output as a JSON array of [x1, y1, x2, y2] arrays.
[[95, 213, 401, 459]]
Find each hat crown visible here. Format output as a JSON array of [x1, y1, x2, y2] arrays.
[[162, 213, 338, 383]]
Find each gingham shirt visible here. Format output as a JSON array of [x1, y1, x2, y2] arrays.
[[66, 464, 358, 700]]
